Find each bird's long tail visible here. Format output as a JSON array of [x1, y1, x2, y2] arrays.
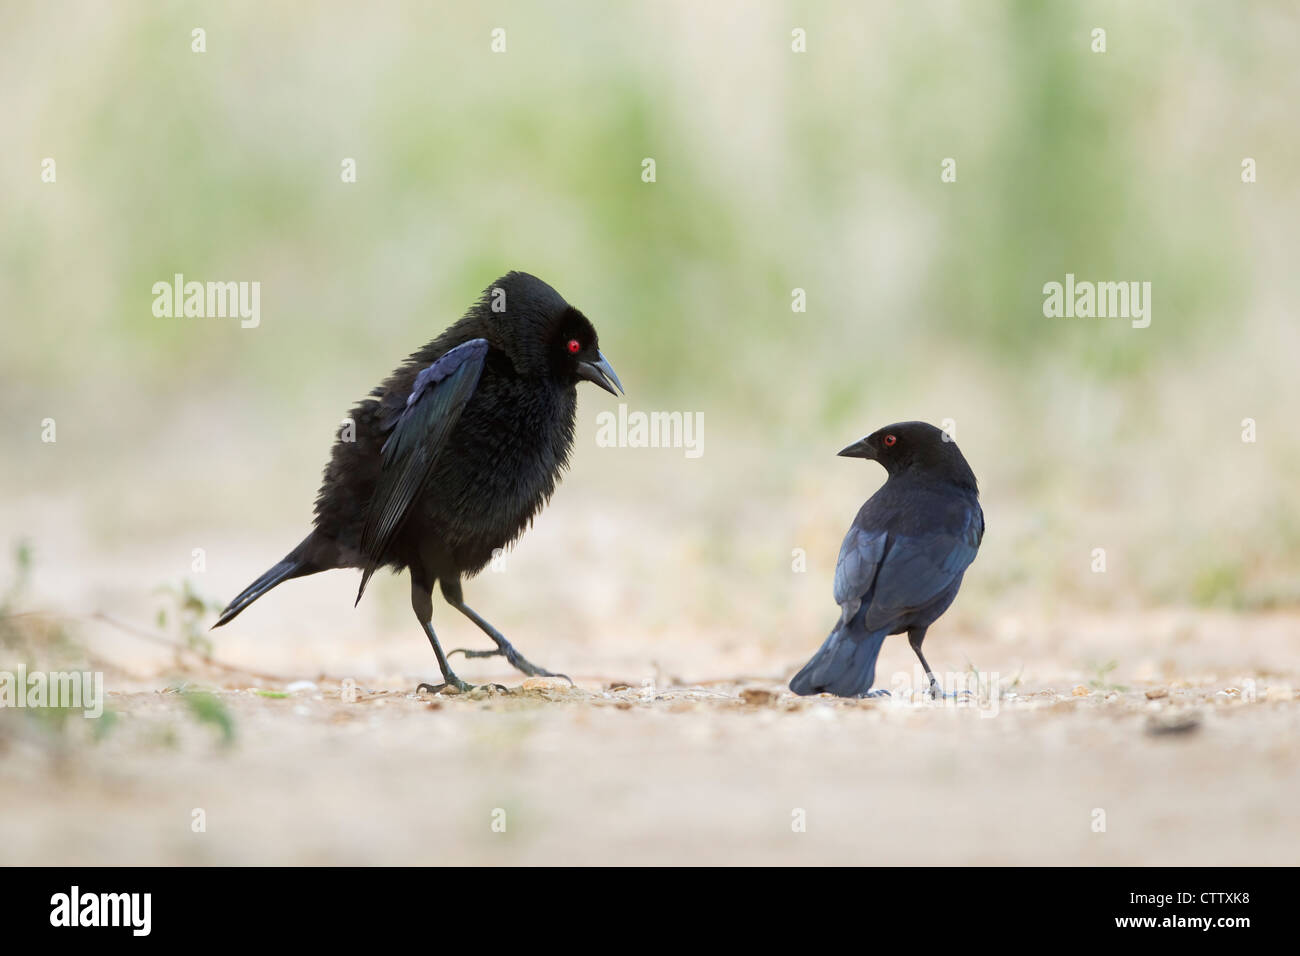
[[211, 534, 321, 629], [789, 625, 888, 697]]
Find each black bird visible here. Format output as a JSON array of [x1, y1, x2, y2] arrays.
[[212, 272, 623, 692], [789, 421, 983, 698]]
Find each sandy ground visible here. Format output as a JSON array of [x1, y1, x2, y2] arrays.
[[2, 608, 1297, 866], [3, 448, 1297, 866]]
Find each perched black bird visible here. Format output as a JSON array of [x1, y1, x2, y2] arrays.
[[789, 421, 983, 698], [212, 272, 623, 692]]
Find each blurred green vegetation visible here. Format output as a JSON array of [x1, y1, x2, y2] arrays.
[[3, 3, 1281, 400]]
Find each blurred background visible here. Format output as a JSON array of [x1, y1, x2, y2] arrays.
[[2, 1, 1298, 864]]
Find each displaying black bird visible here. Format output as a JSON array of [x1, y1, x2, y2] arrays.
[[789, 421, 983, 698], [212, 271, 623, 692]]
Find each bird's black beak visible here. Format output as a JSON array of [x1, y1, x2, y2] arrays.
[[837, 437, 875, 460], [577, 351, 624, 396]]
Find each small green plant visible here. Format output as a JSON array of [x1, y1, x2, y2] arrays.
[[2, 539, 33, 611], [1088, 659, 1128, 693], [1, 541, 81, 664], [966, 659, 1023, 697], [154, 579, 222, 659], [177, 688, 236, 746], [0, 539, 35, 649]]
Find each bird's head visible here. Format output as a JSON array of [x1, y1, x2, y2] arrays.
[[475, 271, 623, 396], [838, 421, 977, 490]]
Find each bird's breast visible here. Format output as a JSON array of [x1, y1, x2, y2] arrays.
[[415, 380, 577, 561]]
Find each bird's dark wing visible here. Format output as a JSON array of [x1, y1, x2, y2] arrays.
[[833, 526, 889, 618], [860, 501, 982, 631], [355, 338, 488, 602]]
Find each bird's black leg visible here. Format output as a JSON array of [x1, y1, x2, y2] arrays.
[[907, 627, 967, 700], [410, 573, 472, 694], [907, 628, 939, 695], [441, 578, 573, 684]]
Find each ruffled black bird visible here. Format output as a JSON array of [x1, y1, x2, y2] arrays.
[[212, 272, 623, 692], [790, 421, 983, 698]]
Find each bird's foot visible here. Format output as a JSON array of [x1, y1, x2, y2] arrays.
[[448, 643, 573, 685], [926, 682, 974, 701], [857, 688, 891, 699], [416, 677, 473, 696]]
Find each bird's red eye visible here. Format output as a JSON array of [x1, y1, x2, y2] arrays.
[[883, 434, 897, 447], [566, 339, 581, 354]]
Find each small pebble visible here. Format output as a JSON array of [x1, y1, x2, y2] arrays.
[[1147, 714, 1201, 736], [521, 677, 571, 693]]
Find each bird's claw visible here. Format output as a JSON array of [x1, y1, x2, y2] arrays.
[[927, 684, 974, 701], [448, 645, 573, 685], [858, 688, 891, 698], [416, 678, 473, 695]]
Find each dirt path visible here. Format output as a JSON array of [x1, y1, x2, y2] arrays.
[[2, 663, 1296, 865]]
